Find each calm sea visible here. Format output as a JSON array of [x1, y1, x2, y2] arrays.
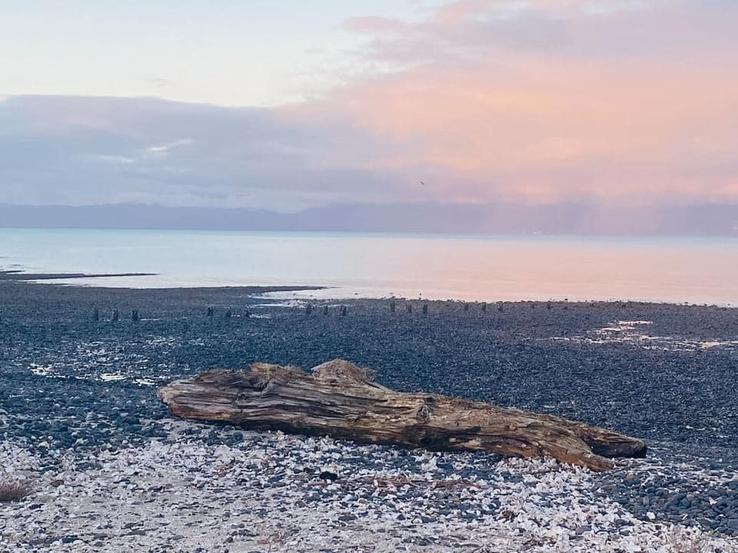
[[1, 228, 737, 305]]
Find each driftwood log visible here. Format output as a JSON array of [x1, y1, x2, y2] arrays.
[[158, 359, 646, 471]]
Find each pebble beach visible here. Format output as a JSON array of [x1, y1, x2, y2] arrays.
[[1, 272, 737, 552]]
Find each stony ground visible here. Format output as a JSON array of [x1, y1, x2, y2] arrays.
[[1, 424, 736, 553], [1, 275, 737, 551]]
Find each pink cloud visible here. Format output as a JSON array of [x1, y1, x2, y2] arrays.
[[288, 0, 738, 205]]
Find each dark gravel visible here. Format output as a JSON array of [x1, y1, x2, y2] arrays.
[[0, 277, 736, 536]]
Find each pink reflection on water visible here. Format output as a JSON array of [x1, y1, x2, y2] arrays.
[[2, 229, 737, 305]]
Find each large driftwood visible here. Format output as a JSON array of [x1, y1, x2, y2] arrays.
[[158, 359, 646, 471]]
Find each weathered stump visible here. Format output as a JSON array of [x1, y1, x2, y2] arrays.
[[159, 359, 647, 471]]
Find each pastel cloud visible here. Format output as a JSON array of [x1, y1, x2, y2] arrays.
[[0, 95, 411, 210], [1, 0, 737, 212], [326, 0, 738, 204], [432, 0, 667, 23]]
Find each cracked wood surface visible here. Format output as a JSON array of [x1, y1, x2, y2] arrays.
[[158, 359, 647, 471]]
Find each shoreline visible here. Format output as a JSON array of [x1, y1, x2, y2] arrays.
[[1, 276, 736, 550], [0, 270, 157, 281], [1, 270, 327, 293], [2, 269, 736, 308]]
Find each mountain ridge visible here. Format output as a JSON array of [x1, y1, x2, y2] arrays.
[[1, 202, 736, 236]]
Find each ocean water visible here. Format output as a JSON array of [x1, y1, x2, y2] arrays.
[[1, 228, 737, 305]]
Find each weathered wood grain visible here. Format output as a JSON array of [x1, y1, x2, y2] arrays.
[[158, 359, 646, 471]]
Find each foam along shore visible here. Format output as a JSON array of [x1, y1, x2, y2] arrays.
[[1, 421, 735, 553]]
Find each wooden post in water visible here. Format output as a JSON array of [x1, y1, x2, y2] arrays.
[[305, 303, 313, 316], [464, 303, 470, 312], [131, 309, 139, 322], [406, 304, 413, 314], [390, 300, 396, 313], [323, 305, 329, 315], [112, 309, 119, 322], [207, 306, 214, 317], [481, 302, 487, 312], [340, 305, 348, 317], [422, 303, 428, 315], [92, 307, 99, 322]]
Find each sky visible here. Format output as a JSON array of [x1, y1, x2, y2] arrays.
[[1, 0, 737, 215]]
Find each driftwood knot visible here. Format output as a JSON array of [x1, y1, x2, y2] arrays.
[[415, 401, 432, 423], [312, 359, 376, 384]]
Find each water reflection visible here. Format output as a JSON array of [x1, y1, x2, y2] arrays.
[[1, 229, 736, 305]]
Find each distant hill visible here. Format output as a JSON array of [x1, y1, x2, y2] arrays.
[[0, 202, 736, 236]]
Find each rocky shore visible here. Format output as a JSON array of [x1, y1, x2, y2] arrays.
[[1, 276, 737, 551], [2, 422, 735, 552]]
